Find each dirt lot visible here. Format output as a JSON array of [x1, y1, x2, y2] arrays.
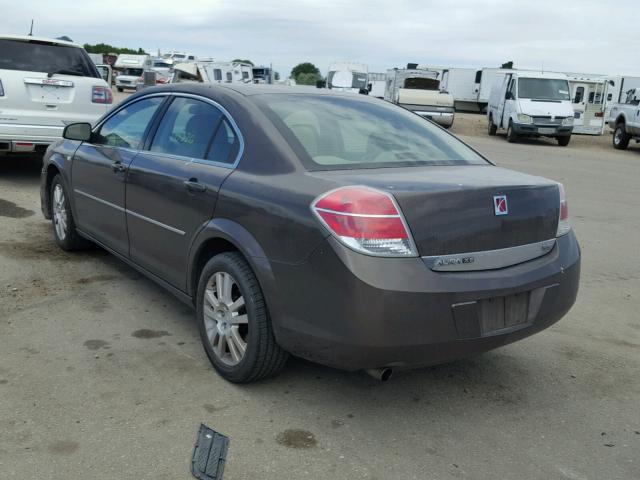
[[0, 112, 638, 480]]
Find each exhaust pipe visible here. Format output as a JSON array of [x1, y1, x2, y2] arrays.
[[364, 368, 393, 382]]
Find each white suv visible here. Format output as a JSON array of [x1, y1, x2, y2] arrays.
[[0, 34, 113, 155]]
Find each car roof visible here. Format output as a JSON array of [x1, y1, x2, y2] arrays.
[[0, 34, 82, 48]]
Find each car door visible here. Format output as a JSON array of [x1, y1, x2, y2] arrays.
[[71, 96, 165, 256], [499, 75, 516, 128], [125, 95, 241, 290]]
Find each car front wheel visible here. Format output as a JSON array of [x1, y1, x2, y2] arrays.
[[196, 252, 288, 383], [506, 121, 518, 143], [50, 174, 87, 250]]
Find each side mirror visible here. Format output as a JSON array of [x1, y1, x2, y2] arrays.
[[505, 91, 514, 100], [63, 122, 92, 142]]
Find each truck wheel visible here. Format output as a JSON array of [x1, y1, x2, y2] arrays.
[[488, 116, 497, 136], [557, 136, 571, 147], [506, 121, 518, 143], [196, 252, 288, 383], [613, 124, 630, 150]]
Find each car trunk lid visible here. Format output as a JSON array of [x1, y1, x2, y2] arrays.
[[310, 165, 560, 256]]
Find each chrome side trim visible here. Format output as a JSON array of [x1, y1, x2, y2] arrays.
[[423, 239, 556, 272], [74, 188, 185, 236], [74, 189, 124, 212], [126, 209, 185, 236]]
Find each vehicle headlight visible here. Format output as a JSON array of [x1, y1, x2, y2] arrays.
[[516, 114, 533, 124], [562, 116, 574, 126]]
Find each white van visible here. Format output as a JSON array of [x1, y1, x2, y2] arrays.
[[0, 34, 112, 155], [487, 71, 574, 146], [115, 54, 152, 92]]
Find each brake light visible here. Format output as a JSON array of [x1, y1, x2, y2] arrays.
[[92, 86, 113, 104], [311, 186, 417, 257], [556, 183, 570, 236], [0, 79, 4, 96]]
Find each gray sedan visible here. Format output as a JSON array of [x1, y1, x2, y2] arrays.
[[40, 84, 580, 382]]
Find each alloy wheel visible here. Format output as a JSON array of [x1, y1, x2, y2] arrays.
[[203, 271, 248, 366], [52, 184, 68, 240]]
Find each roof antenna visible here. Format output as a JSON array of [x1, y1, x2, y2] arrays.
[[28, 19, 34, 36]]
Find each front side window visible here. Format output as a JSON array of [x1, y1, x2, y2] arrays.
[[150, 97, 223, 159], [518, 78, 571, 101], [95, 97, 164, 149], [258, 95, 487, 169]]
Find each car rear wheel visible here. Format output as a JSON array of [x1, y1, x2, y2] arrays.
[[506, 121, 518, 143], [613, 124, 630, 150], [557, 136, 571, 147], [196, 252, 288, 383], [488, 116, 497, 136], [50, 175, 87, 250]]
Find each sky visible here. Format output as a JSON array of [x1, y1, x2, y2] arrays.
[[4, 0, 640, 78]]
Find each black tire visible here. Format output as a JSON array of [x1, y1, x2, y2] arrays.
[[488, 116, 497, 136], [557, 136, 571, 147], [50, 174, 87, 251], [117, 87, 123, 92], [506, 121, 518, 143], [613, 124, 630, 150], [196, 252, 288, 383]]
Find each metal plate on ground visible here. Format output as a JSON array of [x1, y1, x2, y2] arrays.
[[191, 424, 229, 480]]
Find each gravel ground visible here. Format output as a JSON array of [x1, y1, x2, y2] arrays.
[[0, 106, 638, 480]]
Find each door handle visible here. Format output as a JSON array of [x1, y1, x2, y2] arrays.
[[111, 161, 126, 173], [184, 178, 206, 192]]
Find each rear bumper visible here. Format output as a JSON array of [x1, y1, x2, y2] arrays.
[[402, 104, 455, 127], [267, 231, 580, 371], [512, 122, 573, 137]]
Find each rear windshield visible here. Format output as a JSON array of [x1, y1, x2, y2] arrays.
[[0, 39, 99, 78], [258, 95, 487, 169], [404, 77, 439, 90], [518, 78, 570, 101]]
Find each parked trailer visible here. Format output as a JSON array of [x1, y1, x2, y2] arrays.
[[327, 62, 368, 94], [567, 75, 609, 135], [368, 72, 386, 98]]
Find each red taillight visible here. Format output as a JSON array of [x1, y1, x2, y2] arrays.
[[557, 183, 570, 236], [92, 86, 113, 104], [312, 186, 417, 257]]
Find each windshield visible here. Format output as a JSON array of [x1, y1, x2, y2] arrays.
[[404, 77, 440, 90], [518, 78, 570, 101], [258, 94, 487, 169], [328, 71, 368, 89], [0, 39, 99, 77], [121, 68, 143, 76]]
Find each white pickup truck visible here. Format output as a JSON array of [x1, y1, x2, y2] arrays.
[[608, 88, 640, 150]]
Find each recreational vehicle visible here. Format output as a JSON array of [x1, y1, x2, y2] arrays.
[[487, 71, 574, 146], [171, 61, 254, 85], [114, 54, 152, 91], [327, 62, 369, 94], [384, 68, 455, 127], [566, 75, 609, 135], [368, 72, 386, 98]]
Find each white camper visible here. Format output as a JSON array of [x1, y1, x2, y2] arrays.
[[327, 62, 368, 94], [384, 68, 455, 128], [172, 61, 254, 84], [487, 71, 574, 146], [114, 54, 152, 91], [368, 72, 386, 98], [566, 75, 609, 135]]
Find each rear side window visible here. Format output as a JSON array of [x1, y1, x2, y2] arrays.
[[150, 97, 222, 159], [258, 95, 487, 169], [0, 39, 99, 78], [206, 120, 239, 164], [95, 97, 163, 149]]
